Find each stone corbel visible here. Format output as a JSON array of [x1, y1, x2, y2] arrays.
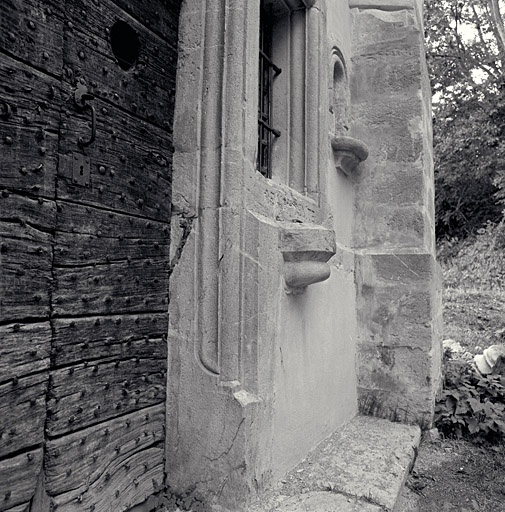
[[279, 223, 336, 292], [331, 135, 369, 177]]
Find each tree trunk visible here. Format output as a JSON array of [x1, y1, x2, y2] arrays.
[[488, 0, 505, 69]]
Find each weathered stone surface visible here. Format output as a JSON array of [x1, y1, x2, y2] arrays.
[[171, 0, 436, 510], [331, 135, 369, 177], [351, 0, 440, 428], [167, 3, 362, 510], [349, 0, 416, 9], [249, 416, 420, 512], [356, 253, 442, 425], [351, 5, 431, 251], [279, 222, 336, 289], [257, 492, 383, 512], [357, 347, 438, 424], [292, 417, 419, 510], [279, 223, 336, 258], [283, 261, 331, 289]]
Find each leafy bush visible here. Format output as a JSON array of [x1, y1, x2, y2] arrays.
[[434, 97, 504, 241], [424, 0, 505, 241], [435, 352, 505, 444], [439, 220, 505, 290]]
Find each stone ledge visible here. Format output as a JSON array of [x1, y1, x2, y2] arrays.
[[249, 415, 420, 512], [349, 0, 416, 10], [254, 492, 383, 511]]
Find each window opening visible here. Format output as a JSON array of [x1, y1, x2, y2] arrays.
[[258, 1, 281, 179], [331, 54, 349, 134]]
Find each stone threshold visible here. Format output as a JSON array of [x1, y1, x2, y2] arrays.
[[248, 415, 421, 512]]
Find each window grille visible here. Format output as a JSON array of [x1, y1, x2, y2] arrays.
[[258, 1, 281, 178]]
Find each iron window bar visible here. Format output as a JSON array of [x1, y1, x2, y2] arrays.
[[258, 118, 281, 138], [259, 49, 282, 76], [258, 2, 281, 179]]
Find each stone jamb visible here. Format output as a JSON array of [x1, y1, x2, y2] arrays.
[[172, 0, 329, 388], [167, 1, 345, 507], [267, 0, 324, 200]]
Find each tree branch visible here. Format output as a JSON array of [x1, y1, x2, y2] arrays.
[[487, 0, 505, 70]]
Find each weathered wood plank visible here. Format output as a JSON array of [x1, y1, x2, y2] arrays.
[[63, 0, 177, 131], [0, 204, 54, 321], [54, 446, 163, 512], [4, 503, 30, 512], [47, 357, 165, 436], [53, 259, 168, 316], [0, 126, 58, 199], [0, 322, 51, 383], [0, 54, 62, 198], [0, 0, 64, 77], [0, 448, 42, 512], [52, 313, 167, 367], [0, 191, 56, 230], [53, 202, 169, 266], [111, 0, 182, 45], [0, 52, 62, 132], [46, 404, 164, 502], [0, 372, 47, 457], [56, 92, 172, 223]]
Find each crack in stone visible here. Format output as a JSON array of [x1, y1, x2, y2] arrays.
[[168, 213, 195, 278], [204, 418, 245, 463], [392, 254, 420, 277]]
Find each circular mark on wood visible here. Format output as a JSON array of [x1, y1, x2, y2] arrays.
[[110, 21, 140, 71]]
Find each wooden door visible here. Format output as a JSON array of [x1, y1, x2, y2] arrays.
[[0, 0, 181, 510]]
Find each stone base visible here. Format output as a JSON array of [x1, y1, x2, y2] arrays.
[[254, 492, 384, 512], [356, 253, 443, 427], [247, 415, 420, 512]]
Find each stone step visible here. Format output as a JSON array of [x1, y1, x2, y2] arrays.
[[249, 415, 421, 512]]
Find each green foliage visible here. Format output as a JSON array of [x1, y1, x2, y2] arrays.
[[435, 352, 505, 444], [425, 0, 505, 105], [437, 218, 505, 446], [439, 220, 505, 289], [424, 0, 505, 240], [434, 95, 504, 239], [145, 486, 210, 512]]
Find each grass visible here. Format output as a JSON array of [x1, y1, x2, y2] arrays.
[[439, 221, 505, 354], [397, 223, 505, 511], [398, 437, 505, 511]]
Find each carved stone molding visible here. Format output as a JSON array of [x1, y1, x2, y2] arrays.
[[286, 0, 317, 8], [267, 0, 323, 199], [279, 223, 336, 291], [180, 0, 327, 378], [273, 0, 316, 13], [173, 0, 327, 380], [348, 0, 415, 10], [329, 47, 349, 136], [331, 135, 369, 177]]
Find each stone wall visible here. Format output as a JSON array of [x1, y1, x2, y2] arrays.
[[350, 0, 442, 426], [167, 0, 360, 509], [166, 0, 441, 510]]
